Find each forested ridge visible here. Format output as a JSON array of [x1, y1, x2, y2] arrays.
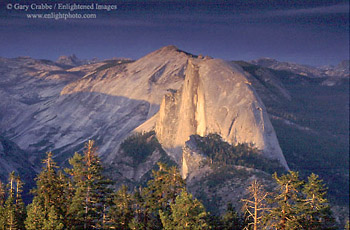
[[0, 140, 346, 229]]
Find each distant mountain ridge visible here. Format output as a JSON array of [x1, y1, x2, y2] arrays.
[[56, 54, 100, 68], [250, 57, 349, 78]]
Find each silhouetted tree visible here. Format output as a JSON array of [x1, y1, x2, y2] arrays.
[[242, 180, 268, 230]]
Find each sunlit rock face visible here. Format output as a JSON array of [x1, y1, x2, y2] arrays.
[[181, 136, 210, 180], [155, 58, 289, 170], [0, 45, 288, 184], [58, 46, 190, 163]]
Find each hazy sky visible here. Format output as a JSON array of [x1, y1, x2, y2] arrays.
[[0, 0, 349, 66]]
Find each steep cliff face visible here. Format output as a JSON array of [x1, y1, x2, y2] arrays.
[[155, 58, 289, 169], [181, 136, 210, 180], [0, 46, 288, 184]]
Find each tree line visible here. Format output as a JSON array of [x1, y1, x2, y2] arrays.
[[0, 140, 345, 229], [191, 133, 286, 174]]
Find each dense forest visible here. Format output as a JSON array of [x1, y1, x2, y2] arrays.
[[190, 133, 286, 174], [0, 139, 347, 230]]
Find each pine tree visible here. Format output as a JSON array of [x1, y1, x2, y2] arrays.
[[0, 181, 5, 230], [25, 197, 46, 230], [159, 190, 209, 230], [128, 187, 147, 230], [66, 140, 113, 229], [142, 162, 186, 229], [14, 175, 26, 230], [5, 199, 16, 230], [345, 220, 350, 230], [265, 171, 304, 230], [65, 152, 86, 229], [221, 203, 244, 230], [5, 171, 16, 230], [0, 209, 4, 230], [25, 152, 66, 229], [205, 214, 224, 230], [4, 171, 27, 230], [241, 179, 268, 230], [39, 152, 67, 212], [42, 206, 64, 230], [0, 172, 26, 230], [144, 162, 185, 212], [107, 185, 134, 229], [299, 173, 337, 230], [129, 217, 146, 230], [0, 181, 5, 206], [56, 170, 71, 228]]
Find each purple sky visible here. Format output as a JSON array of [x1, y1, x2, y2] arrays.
[[0, 0, 349, 66]]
